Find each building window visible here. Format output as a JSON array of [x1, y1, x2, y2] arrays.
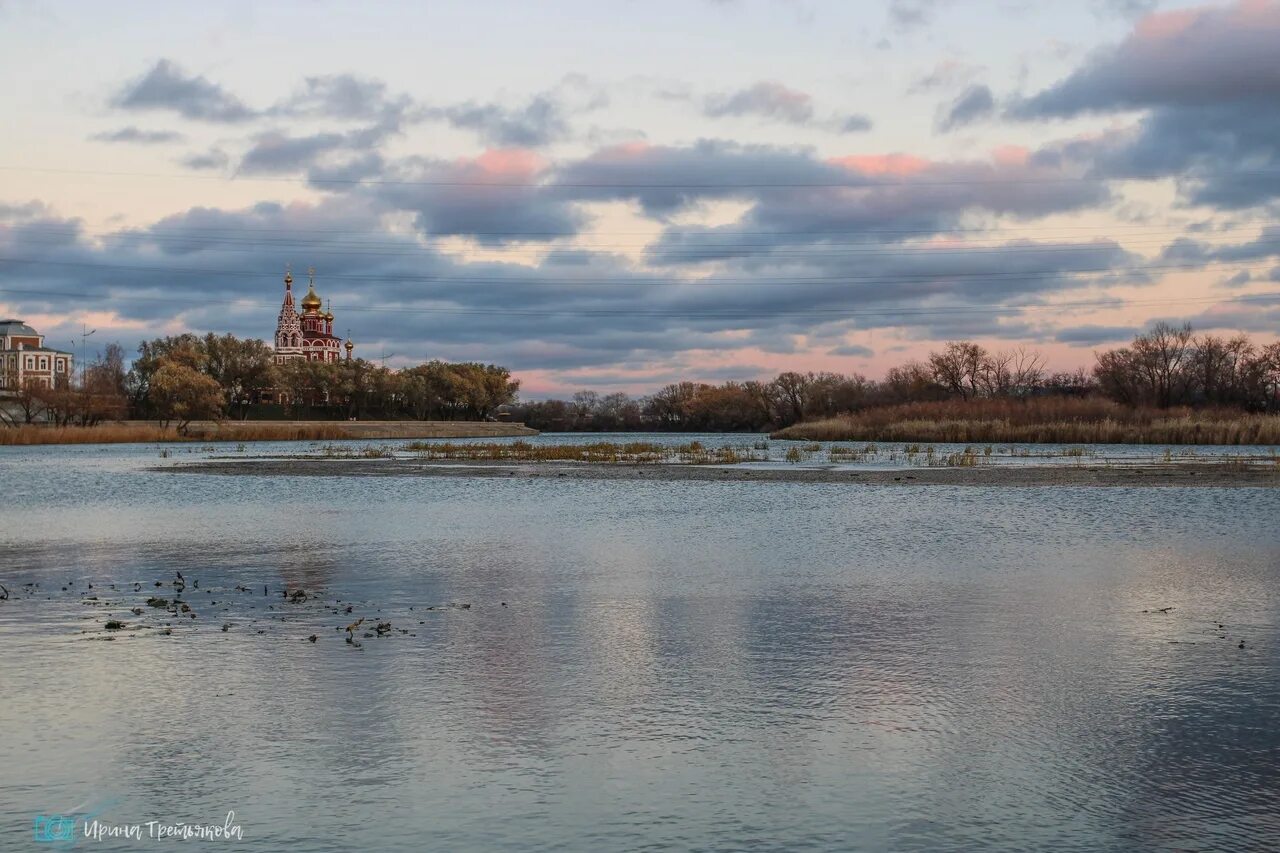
[[26, 356, 33, 369], [39, 357, 48, 370]]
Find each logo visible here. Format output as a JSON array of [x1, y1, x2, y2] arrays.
[[33, 814, 76, 843]]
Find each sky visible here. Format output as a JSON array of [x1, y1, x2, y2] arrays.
[[1, 0, 1278, 396]]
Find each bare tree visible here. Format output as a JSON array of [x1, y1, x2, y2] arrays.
[[929, 341, 988, 399]]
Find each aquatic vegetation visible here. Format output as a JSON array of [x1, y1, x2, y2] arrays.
[[401, 440, 764, 465]]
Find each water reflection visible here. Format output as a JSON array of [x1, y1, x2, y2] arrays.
[[1, 443, 1278, 850]]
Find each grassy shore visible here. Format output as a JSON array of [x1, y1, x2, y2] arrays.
[[0, 420, 536, 446], [771, 399, 1280, 445]]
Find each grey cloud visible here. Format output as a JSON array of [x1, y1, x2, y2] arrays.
[[836, 114, 874, 133], [1181, 302, 1280, 334], [1092, 0, 1157, 20], [180, 148, 230, 171], [272, 74, 410, 121], [829, 343, 874, 357], [1270, 265, 1280, 282], [90, 126, 185, 144], [433, 96, 571, 147], [910, 59, 985, 93], [1218, 269, 1251, 289], [0, 200, 52, 221], [0, 190, 1147, 384], [239, 131, 348, 174], [1013, 3, 1280, 118], [239, 119, 402, 175], [357, 156, 584, 245], [1156, 226, 1280, 267], [705, 81, 815, 124], [582, 140, 1110, 251], [702, 81, 872, 133], [1054, 324, 1138, 345], [1012, 3, 1280, 209], [889, 0, 948, 30], [936, 84, 994, 132], [112, 59, 257, 122]]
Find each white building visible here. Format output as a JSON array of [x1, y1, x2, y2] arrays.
[[0, 319, 74, 393]]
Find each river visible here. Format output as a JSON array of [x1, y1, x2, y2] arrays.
[[2, 436, 1278, 851]]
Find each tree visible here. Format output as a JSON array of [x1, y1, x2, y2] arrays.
[[771, 372, 813, 425], [202, 334, 276, 419], [149, 360, 224, 433], [929, 341, 988, 399], [8, 377, 49, 424]]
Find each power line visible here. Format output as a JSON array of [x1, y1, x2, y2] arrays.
[[4, 163, 1280, 189], [7, 226, 1265, 258], [0, 284, 1276, 320], [9, 219, 1259, 241], [0, 255, 1270, 286]]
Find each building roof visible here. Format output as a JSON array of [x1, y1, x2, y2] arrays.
[[0, 319, 40, 338]]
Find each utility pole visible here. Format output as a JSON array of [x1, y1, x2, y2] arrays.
[[78, 325, 96, 388]]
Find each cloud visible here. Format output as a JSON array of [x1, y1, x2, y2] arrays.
[[702, 81, 872, 133], [1218, 269, 1252, 288], [179, 148, 230, 171], [1013, 3, 1280, 118], [271, 74, 410, 122], [1054, 324, 1139, 345], [434, 96, 571, 148], [936, 84, 994, 132], [358, 149, 584, 244], [910, 59, 985, 93], [889, 0, 948, 30], [0, 181, 1147, 390], [423, 77, 607, 148], [238, 131, 350, 174], [112, 59, 256, 122], [1092, 0, 1158, 20], [705, 81, 815, 124], [90, 126, 185, 144], [1010, 2, 1280, 208]]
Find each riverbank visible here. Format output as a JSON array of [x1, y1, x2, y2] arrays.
[[165, 457, 1280, 487], [0, 420, 537, 445], [771, 399, 1280, 445]]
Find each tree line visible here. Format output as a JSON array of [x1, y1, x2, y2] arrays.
[[508, 324, 1280, 432], [2, 333, 519, 430], [6, 324, 1277, 432]]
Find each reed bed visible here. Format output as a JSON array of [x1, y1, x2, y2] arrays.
[[402, 439, 763, 465], [0, 422, 356, 446], [772, 399, 1280, 446]]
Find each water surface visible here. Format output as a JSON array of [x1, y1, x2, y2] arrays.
[[2, 438, 1278, 851]]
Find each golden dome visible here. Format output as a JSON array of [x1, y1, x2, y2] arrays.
[[344, 338, 354, 351], [324, 310, 335, 322], [300, 284, 322, 313]]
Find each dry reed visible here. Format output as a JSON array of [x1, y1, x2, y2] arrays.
[[0, 422, 354, 446], [772, 399, 1280, 446]]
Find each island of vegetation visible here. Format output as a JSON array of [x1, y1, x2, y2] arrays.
[[508, 324, 1280, 445]]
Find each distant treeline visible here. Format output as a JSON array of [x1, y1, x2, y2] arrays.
[[509, 324, 1280, 433], [2, 333, 518, 430]]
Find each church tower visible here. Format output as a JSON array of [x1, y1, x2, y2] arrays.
[[272, 265, 350, 364], [274, 267, 303, 364]]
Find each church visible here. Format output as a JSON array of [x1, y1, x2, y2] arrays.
[[274, 267, 354, 364]]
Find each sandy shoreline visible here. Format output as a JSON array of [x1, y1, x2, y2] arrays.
[[162, 457, 1280, 487]]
